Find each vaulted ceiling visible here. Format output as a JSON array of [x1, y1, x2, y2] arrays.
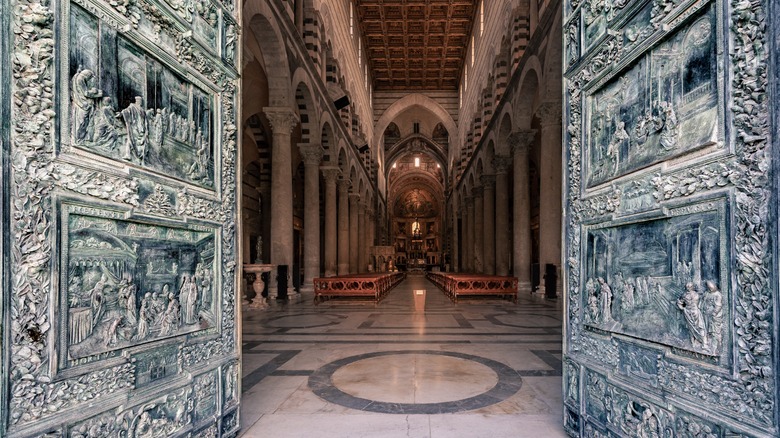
[[355, 0, 478, 90]]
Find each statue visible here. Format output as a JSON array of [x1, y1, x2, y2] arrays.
[[598, 277, 613, 323], [71, 68, 103, 144], [92, 96, 118, 150], [121, 96, 148, 164], [702, 280, 724, 353], [180, 274, 199, 325], [255, 236, 263, 264], [677, 282, 708, 349]]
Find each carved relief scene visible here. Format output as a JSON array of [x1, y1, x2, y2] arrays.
[[69, 5, 215, 188], [586, 8, 718, 187], [583, 205, 727, 357], [63, 207, 217, 365]]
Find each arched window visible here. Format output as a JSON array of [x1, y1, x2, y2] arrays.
[[349, 2, 354, 36], [480, 1, 484, 36]]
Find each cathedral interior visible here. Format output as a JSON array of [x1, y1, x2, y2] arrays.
[[0, 0, 779, 437]]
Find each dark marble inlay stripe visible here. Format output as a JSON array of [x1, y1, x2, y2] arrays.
[[242, 350, 301, 392], [308, 350, 523, 414], [531, 349, 563, 374]]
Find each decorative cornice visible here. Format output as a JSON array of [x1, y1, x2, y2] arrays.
[[492, 156, 512, 174], [263, 107, 299, 134], [298, 143, 324, 166], [480, 174, 496, 188], [509, 130, 537, 155], [535, 101, 563, 127], [321, 166, 341, 184]]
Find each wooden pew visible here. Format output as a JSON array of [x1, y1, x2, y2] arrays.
[[427, 272, 518, 303], [313, 272, 406, 304]]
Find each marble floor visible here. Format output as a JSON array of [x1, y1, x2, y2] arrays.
[[239, 274, 567, 437]]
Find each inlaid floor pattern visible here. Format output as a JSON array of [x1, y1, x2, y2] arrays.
[[239, 275, 566, 438]]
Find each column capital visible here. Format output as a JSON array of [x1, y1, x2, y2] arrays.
[[509, 130, 537, 156], [337, 178, 351, 193], [471, 185, 484, 198], [349, 192, 361, 204], [480, 174, 496, 188], [298, 143, 324, 166], [321, 166, 341, 183], [263, 107, 299, 134], [492, 155, 512, 174], [464, 195, 474, 205], [535, 101, 562, 127]]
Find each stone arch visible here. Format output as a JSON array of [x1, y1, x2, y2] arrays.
[[321, 120, 335, 164], [293, 72, 320, 146], [373, 94, 458, 151], [542, 10, 563, 99], [514, 58, 542, 129], [497, 110, 514, 156], [245, 4, 292, 107]]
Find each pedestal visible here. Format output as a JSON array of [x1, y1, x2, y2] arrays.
[[243, 264, 275, 309]]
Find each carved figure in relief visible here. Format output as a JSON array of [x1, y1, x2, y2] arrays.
[[121, 96, 148, 164], [702, 281, 724, 353], [160, 292, 181, 336], [225, 24, 236, 61], [621, 279, 635, 311], [117, 276, 138, 326], [677, 282, 708, 349], [180, 274, 199, 325], [636, 408, 661, 438], [71, 68, 103, 144], [657, 101, 678, 151], [137, 293, 153, 340], [188, 129, 210, 180], [606, 120, 629, 174], [586, 278, 600, 322], [149, 108, 166, 151], [93, 96, 119, 150], [598, 277, 613, 322]]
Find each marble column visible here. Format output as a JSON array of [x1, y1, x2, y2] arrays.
[[298, 143, 323, 293], [510, 130, 536, 292], [337, 178, 351, 275], [472, 186, 484, 273], [321, 167, 340, 277], [481, 175, 496, 275], [536, 102, 563, 297], [493, 156, 512, 276], [358, 201, 367, 273], [465, 195, 474, 272], [452, 200, 459, 272], [264, 107, 299, 299], [349, 192, 360, 273], [365, 207, 374, 271]]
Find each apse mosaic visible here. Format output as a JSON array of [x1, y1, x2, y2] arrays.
[[585, 7, 719, 187], [60, 203, 218, 368], [69, 5, 215, 189]]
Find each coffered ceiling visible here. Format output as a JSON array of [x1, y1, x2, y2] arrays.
[[355, 0, 478, 90]]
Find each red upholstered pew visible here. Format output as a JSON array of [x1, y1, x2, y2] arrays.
[[427, 272, 518, 303], [313, 272, 406, 304]]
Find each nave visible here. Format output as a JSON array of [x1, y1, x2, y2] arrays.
[[239, 276, 566, 437]]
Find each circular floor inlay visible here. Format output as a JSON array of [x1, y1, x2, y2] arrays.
[[331, 354, 498, 404], [308, 350, 522, 414]]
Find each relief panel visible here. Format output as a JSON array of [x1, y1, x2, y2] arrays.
[[582, 199, 729, 359], [59, 201, 218, 368], [564, 0, 777, 434], [585, 5, 719, 187], [68, 4, 215, 189]]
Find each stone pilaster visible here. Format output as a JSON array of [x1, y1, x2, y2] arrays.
[[536, 101, 563, 298], [298, 143, 323, 293], [481, 174, 496, 275], [510, 129, 536, 292], [472, 186, 484, 273], [321, 167, 340, 277], [493, 156, 512, 276], [264, 107, 299, 298], [349, 192, 360, 273], [452, 199, 459, 272], [337, 178, 351, 275]]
